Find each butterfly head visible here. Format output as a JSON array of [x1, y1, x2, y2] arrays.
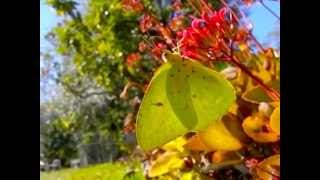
[[162, 51, 184, 64]]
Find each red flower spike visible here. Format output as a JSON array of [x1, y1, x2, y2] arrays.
[[126, 53, 141, 66], [178, 7, 235, 62], [121, 0, 144, 13]]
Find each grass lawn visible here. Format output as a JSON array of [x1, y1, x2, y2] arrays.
[[40, 162, 144, 180]]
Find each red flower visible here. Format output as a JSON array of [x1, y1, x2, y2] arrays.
[[172, 0, 183, 11], [245, 158, 259, 169], [121, 0, 144, 12], [151, 43, 167, 59], [138, 41, 148, 52], [139, 13, 156, 33], [242, 0, 254, 6], [178, 8, 235, 62], [126, 53, 141, 66]]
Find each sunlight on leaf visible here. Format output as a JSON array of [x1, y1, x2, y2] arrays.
[[184, 134, 211, 152], [270, 106, 280, 135], [199, 114, 245, 151], [148, 151, 185, 178], [161, 137, 188, 154], [242, 115, 279, 143], [181, 171, 201, 180], [211, 151, 241, 163]]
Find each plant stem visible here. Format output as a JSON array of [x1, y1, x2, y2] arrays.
[[229, 56, 280, 101], [249, 32, 266, 52], [201, 159, 244, 172], [120, 81, 145, 99], [259, 0, 280, 20]]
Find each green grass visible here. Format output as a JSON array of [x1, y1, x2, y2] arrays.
[[40, 162, 145, 180]]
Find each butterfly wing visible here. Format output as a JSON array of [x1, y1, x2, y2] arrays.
[[137, 53, 236, 151], [136, 62, 187, 151], [184, 57, 236, 130]]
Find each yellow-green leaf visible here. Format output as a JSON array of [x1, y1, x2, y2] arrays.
[[161, 137, 187, 153], [242, 115, 279, 143], [242, 80, 280, 104], [211, 151, 240, 163], [270, 106, 280, 135], [199, 114, 244, 151], [148, 151, 184, 177], [184, 134, 211, 152]]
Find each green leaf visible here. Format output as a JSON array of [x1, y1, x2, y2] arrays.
[[136, 53, 236, 151], [212, 61, 229, 71], [242, 80, 280, 104]]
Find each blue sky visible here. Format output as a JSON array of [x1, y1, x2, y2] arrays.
[[248, 1, 279, 44], [40, 1, 61, 51]]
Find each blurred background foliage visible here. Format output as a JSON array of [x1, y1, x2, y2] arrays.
[[41, 0, 180, 165]]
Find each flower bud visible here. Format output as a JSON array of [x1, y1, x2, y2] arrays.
[[258, 102, 272, 117], [221, 66, 238, 80]]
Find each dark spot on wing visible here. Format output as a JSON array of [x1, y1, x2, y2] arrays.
[[152, 102, 164, 106]]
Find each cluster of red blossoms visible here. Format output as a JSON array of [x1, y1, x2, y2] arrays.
[[178, 8, 236, 62], [126, 53, 141, 66], [122, 0, 250, 65]]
